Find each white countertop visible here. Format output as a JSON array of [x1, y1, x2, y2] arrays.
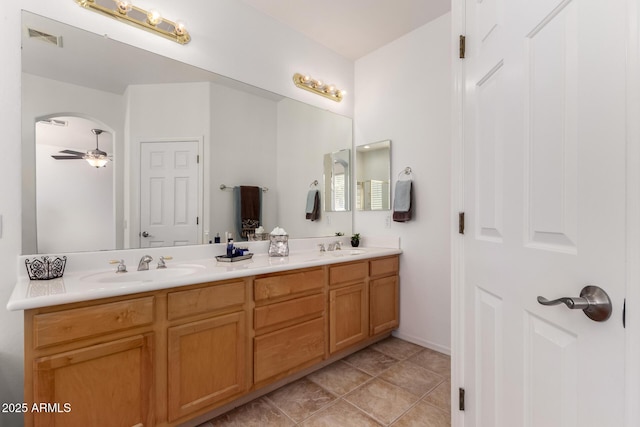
[[8, 242, 401, 311]]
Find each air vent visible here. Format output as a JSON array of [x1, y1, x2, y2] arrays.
[[39, 119, 68, 127], [27, 28, 63, 47]]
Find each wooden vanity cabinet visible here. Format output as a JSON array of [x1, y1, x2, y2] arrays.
[[253, 268, 326, 386], [369, 256, 400, 335], [24, 254, 399, 427], [24, 296, 156, 427], [166, 279, 250, 422], [328, 261, 369, 354]]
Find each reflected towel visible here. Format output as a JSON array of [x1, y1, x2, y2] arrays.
[[306, 189, 320, 221], [392, 180, 413, 222], [234, 186, 262, 239]]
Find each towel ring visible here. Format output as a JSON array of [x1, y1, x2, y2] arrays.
[[310, 180, 319, 187], [397, 167, 413, 180]]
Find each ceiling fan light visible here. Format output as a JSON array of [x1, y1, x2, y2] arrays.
[[85, 155, 109, 168]]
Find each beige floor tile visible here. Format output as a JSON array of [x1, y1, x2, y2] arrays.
[[423, 380, 451, 413], [307, 361, 373, 396], [266, 378, 336, 423], [371, 336, 424, 360], [209, 397, 294, 427], [299, 399, 383, 427], [343, 347, 398, 376], [391, 400, 451, 427], [408, 348, 451, 378], [379, 360, 445, 397], [344, 378, 418, 425]]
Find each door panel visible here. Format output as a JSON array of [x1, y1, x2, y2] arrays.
[[462, 0, 627, 425], [140, 140, 200, 248]]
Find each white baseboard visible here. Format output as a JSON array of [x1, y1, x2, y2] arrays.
[[392, 330, 451, 356]]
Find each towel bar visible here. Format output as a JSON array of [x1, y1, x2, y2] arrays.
[[219, 184, 268, 192]]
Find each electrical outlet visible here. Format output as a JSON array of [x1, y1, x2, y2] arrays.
[[385, 215, 391, 228], [326, 214, 332, 225]]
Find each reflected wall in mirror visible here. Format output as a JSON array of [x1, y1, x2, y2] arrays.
[[356, 140, 391, 211], [21, 11, 352, 254], [323, 149, 351, 212]]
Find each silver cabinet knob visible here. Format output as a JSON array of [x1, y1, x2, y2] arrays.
[[537, 285, 612, 322]]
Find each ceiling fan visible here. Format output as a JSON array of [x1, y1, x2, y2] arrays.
[[51, 128, 111, 168]]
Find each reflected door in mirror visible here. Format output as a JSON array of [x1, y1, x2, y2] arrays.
[[140, 140, 200, 247]]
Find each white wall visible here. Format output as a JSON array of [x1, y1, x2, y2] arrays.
[[36, 124, 115, 253], [277, 99, 353, 237], [209, 83, 278, 240], [354, 13, 452, 353], [2, 0, 356, 421]]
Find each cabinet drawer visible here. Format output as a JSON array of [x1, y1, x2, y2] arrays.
[[167, 281, 245, 320], [254, 268, 324, 302], [33, 297, 154, 348], [255, 293, 325, 333], [254, 318, 325, 383], [370, 256, 399, 277], [329, 261, 368, 286]]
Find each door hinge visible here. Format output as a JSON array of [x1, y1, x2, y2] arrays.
[[196, 216, 199, 225], [623, 298, 626, 328], [197, 154, 200, 164], [459, 212, 465, 235], [459, 387, 466, 411], [459, 35, 466, 59]]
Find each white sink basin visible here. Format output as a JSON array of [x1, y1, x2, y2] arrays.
[[331, 249, 366, 257], [80, 264, 206, 284]]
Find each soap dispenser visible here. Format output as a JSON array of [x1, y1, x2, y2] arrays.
[[226, 237, 234, 257]]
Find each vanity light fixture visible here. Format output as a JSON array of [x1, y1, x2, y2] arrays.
[[293, 73, 345, 102], [74, 0, 191, 45]]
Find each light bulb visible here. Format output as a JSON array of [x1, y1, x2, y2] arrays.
[[114, 0, 132, 14], [175, 20, 186, 36], [147, 9, 162, 26]]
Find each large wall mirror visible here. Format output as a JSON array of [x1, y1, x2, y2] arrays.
[[21, 11, 353, 254], [356, 140, 391, 211]]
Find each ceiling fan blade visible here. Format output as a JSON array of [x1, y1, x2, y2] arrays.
[[59, 149, 85, 156], [51, 155, 83, 160]]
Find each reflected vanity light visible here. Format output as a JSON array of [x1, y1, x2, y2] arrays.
[[293, 73, 346, 102], [74, 0, 191, 44]]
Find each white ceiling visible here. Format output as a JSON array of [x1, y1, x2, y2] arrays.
[[240, 0, 451, 60]]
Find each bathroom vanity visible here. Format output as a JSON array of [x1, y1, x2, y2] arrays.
[[11, 246, 400, 427]]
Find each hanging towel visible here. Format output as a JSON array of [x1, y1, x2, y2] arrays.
[[305, 189, 320, 221], [392, 180, 413, 222], [234, 186, 262, 239]]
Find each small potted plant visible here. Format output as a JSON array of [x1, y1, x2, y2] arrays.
[[351, 233, 360, 247]]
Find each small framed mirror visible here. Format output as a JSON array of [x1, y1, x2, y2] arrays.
[[356, 140, 391, 211], [323, 149, 351, 212]]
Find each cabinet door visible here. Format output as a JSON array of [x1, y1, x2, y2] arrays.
[[32, 334, 153, 427], [370, 275, 399, 335], [167, 311, 246, 422], [329, 283, 368, 354]]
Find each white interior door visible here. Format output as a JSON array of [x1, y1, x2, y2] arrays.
[[140, 140, 200, 248], [460, 0, 628, 426]]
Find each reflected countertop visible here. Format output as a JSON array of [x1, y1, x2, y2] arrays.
[[8, 244, 401, 311]]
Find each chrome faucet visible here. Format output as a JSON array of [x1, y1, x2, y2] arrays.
[[328, 241, 342, 251], [318, 243, 326, 252], [137, 255, 153, 271], [157, 256, 173, 269]]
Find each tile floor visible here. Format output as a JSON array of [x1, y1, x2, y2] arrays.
[[198, 337, 451, 426]]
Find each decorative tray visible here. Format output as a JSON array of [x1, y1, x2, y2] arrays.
[[215, 253, 253, 262]]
